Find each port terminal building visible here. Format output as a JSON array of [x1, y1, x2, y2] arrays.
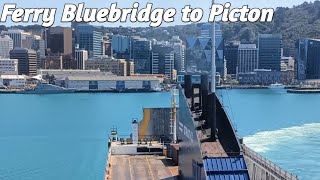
[[0, 75, 28, 88], [65, 75, 163, 90]]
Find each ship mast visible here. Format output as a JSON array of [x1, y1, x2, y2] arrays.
[[170, 88, 178, 143], [211, 0, 217, 142]]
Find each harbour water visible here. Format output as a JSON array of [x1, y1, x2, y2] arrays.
[[0, 93, 171, 180], [0, 90, 319, 179], [217, 89, 320, 180]]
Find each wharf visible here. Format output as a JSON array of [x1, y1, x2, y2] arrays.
[[217, 85, 268, 89], [287, 89, 320, 94], [0, 89, 18, 94]]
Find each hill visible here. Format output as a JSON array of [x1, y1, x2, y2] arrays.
[[222, 1, 320, 55]]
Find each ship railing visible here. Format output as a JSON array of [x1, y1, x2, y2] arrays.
[[242, 144, 298, 180], [105, 148, 112, 179], [108, 134, 172, 146], [202, 151, 244, 158]]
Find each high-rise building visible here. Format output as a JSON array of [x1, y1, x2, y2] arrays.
[[169, 36, 185, 72], [10, 48, 37, 76], [295, 38, 320, 80], [186, 23, 224, 76], [33, 38, 46, 68], [0, 58, 18, 75], [75, 49, 88, 70], [258, 34, 282, 71], [126, 60, 135, 76], [200, 23, 222, 38], [152, 44, 175, 79], [1, 29, 27, 48], [0, 35, 13, 58], [225, 41, 240, 75], [103, 40, 113, 57], [47, 27, 73, 56], [131, 37, 152, 74], [72, 22, 102, 58], [237, 44, 259, 73], [112, 35, 129, 54]]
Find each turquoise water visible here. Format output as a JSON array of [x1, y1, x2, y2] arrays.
[[217, 89, 320, 180], [0, 93, 171, 180], [0, 90, 319, 179]]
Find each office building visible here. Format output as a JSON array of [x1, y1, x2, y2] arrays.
[[295, 38, 320, 80], [126, 60, 135, 76], [131, 37, 152, 74], [85, 57, 128, 76], [258, 34, 282, 71], [169, 36, 185, 72], [72, 22, 102, 58], [225, 41, 240, 75], [0, 35, 13, 58], [1, 29, 29, 48], [152, 44, 175, 79], [10, 48, 37, 76], [281, 56, 294, 72], [33, 38, 46, 68], [200, 23, 223, 38], [103, 40, 113, 57], [47, 27, 73, 56], [112, 35, 130, 54], [0, 58, 18, 75], [75, 49, 88, 70], [186, 23, 224, 77], [237, 44, 259, 73]]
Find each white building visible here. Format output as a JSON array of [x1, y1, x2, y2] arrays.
[[0, 35, 13, 58], [0, 58, 18, 75], [37, 69, 108, 86], [75, 49, 88, 70], [1, 29, 30, 48], [237, 44, 259, 74], [0, 75, 27, 88], [65, 76, 163, 90], [281, 56, 294, 71], [169, 36, 185, 72]]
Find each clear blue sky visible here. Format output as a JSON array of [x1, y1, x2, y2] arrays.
[[0, 0, 315, 27]]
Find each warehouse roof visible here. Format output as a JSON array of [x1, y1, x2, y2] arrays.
[[65, 75, 163, 81], [0, 75, 28, 79]]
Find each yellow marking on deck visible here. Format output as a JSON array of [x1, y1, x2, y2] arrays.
[[146, 156, 155, 180], [128, 156, 134, 180]]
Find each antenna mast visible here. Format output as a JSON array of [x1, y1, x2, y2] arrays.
[[211, 0, 217, 141]]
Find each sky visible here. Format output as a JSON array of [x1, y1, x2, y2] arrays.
[[0, 0, 316, 27]]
